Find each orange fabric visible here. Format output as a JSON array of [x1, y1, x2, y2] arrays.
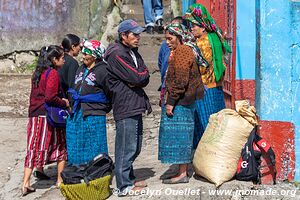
[[196, 35, 223, 88]]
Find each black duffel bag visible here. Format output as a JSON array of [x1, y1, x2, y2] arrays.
[[61, 153, 114, 185]]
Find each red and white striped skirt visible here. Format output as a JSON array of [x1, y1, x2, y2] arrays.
[[24, 116, 67, 169]]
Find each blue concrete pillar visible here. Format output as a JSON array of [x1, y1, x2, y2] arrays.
[[256, 0, 292, 120], [257, 0, 300, 181], [291, 2, 300, 181]]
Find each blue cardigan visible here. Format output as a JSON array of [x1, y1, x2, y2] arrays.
[[158, 41, 170, 88]]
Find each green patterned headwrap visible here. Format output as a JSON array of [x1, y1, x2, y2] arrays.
[[185, 4, 232, 82]]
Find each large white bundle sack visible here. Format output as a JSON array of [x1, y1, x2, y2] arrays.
[[193, 108, 254, 187]]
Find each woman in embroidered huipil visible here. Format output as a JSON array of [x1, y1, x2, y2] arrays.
[[158, 22, 204, 184], [66, 39, 111, 165], [185, 4, 232, 148]]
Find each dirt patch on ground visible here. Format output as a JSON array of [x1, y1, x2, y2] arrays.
[[0, 75, 31, 118]]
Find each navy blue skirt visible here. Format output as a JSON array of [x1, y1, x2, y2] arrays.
[[158, 104, 195, 164], [66, 109, 108, 165], [193, 86, 225, 149]]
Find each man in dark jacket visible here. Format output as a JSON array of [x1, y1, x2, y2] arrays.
[[104, 19, 151, 196]]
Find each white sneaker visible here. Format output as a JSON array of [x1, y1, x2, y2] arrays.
[[117, 185, 134, 197]]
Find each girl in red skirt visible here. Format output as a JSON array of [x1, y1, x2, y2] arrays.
[[22, 45, 69, 196]]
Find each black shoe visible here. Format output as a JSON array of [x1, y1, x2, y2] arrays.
[[21, 186, 36, 197], [162, 176, 189, 184], [146, 26, 154, 34], [33, 170, 51, 180], [156, 19, 164, 31]]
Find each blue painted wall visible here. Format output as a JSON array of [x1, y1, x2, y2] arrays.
[[291, 2, 300, 181], [257, 0, 300, 181], [236, 0, 256, 80], [256, 0, 293, 121]]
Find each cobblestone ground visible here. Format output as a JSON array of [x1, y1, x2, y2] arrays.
[[0, 74, 299, 200]]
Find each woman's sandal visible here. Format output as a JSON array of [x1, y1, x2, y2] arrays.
[[21, 186, 36, 197]]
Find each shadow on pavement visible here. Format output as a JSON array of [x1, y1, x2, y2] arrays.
[[134, 167, 155, 181]]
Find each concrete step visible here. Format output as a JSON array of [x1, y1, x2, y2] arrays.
[[139, 33, 165, 45], [138, 33, 166, 73], [122, 12, 172, 26], [144, 72, 161, 95], [122, 0, 171, 6], [139, 45, 160, 64], [122, 4, 172, 16], [122, 0, 170, 6], [144, 61, 159, 73], [120, 0, 169, 77], [122, 0, 172, 25], [122, 0, 141, 4]]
